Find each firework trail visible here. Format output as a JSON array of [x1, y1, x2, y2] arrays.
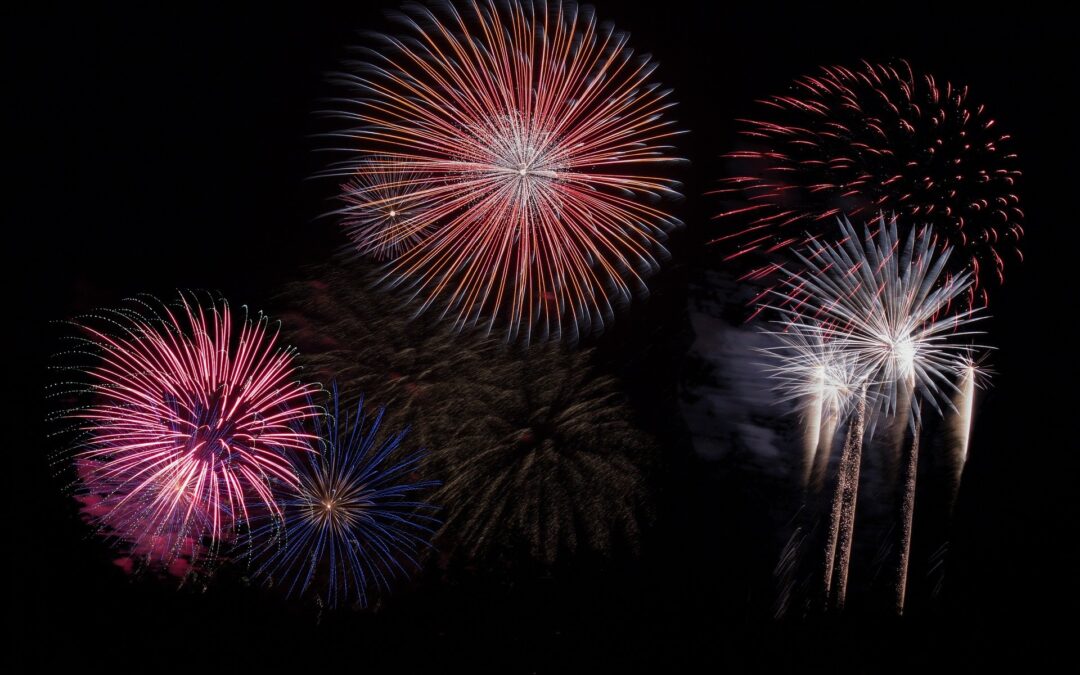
[[943, 358, 989, 512], [802, 371, 825, 486], [772, 215, 986, 611], [329, 0, 684, 341], [832, 391, 866, 609], [950, 360, 984, 472], [50, 294, 320, 570], [819, 387, 867, 606], [250, 386, 439, 609], [715, 60, 1022, 310], [896, 405, 921, 615]]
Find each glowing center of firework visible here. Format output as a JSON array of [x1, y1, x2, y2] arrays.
[[822, 377, 848, 408], [891, 336, 918, 378], [477, 115, 562, 200], [388, 209, 397, 218]]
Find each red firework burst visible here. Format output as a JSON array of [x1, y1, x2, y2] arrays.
[[58, 294, 320, 569], [713, 60, 1023, 307], [330, 0, 684, 341]]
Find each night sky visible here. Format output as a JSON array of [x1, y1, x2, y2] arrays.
[[10, 2, 1075, 671]]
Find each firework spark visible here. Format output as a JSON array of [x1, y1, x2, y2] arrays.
[[51, 294, 320, 570], [715, 60, 1022, 307], [250, 386, 439, 609], [329, 0, 684, 340]]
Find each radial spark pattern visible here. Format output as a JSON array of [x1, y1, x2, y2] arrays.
[[426, 346, 652, 563], [759, 320, 866, 422], [774, 216, 987, 421], [339, 156, 434, 260], [53, 294, 320, 568], [331, 0, 684, 340], [715, 60, 1022, 306], [251, 387, 439, 608]]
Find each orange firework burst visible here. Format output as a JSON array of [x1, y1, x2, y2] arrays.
[[328, 0, 684, 341]]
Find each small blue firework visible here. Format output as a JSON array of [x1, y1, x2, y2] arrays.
[[252, 385, 439, 608]]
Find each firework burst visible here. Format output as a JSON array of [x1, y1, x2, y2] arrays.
[[758, 320, 865, 488], [775, 215, 987, 422], [338, 156, 434, 260], [425, 345, 653, 564], [275, 261, 502, 440], [250, 386, 439, 609], [328, 0, 684, 340], [50, 294, 320, 570], [715, 60, 1022, 307]]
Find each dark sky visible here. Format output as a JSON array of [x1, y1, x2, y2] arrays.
[[9, 2, 1075, 671]]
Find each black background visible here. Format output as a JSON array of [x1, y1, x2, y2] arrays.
[[8, 2, 1075, 671]]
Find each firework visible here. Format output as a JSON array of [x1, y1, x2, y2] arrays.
[[772, 215, 987, 613], [425, 345, 652, 564], [51, 294, 320, 570], [250, 386, 439, 609], [338, 156, 434, 260], [760, 322, 870, 608], [275, 261, 502, 440], [776, 216, 986, 421], [715, 60, 1022, 307], [759, 320, 865, 489], [329, 0, 684, 340]]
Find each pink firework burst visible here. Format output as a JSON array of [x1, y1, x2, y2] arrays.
[[329, 0, 684, 341], [713, 60, 1023, 308], [57, 294, 320, 570]]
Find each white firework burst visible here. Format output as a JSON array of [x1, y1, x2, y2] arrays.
[[774, 215, 988, 423], [759, 319, 867, 422]]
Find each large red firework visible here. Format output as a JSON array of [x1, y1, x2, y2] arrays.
[[330, 0, 684, 341], [713, 60, 1022, 307], [61, 294, 320, 569]]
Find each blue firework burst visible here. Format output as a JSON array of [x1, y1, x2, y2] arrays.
[[252, 386, 439, 608]]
